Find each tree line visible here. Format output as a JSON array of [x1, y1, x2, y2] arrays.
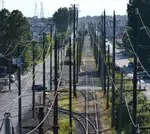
[[0, 6, 78, 74], [122, 0, 150, 70], [0, 8, 53, 74]]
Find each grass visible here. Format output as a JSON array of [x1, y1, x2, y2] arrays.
[[59, 97, 76, 110], [46, 89, 78, 134], [115, 44, 120, 49], [46, 116, 75, 134], [58, 116, 75, 134], [128, 57, 134, 62], [96, 90, 116, 134], [81, 51, 84, 57], [58, 89, 79, 111]]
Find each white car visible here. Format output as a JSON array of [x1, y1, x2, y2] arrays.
[[5, 74, 16, 83], [137, 79, 147, 90]]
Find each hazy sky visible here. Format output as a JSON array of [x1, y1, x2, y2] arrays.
[[3, 0, 128, 17]]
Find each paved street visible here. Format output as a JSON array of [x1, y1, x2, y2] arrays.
[[0, 47, 66, 133]]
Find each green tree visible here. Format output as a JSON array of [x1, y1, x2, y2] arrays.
[[0, 9, 31, 72], [7, 10, 31, 47], [0, 9, 10, 53], [53, 7, 69, 34], [0, 9, 31, 56], [124, 0, 150, 67]]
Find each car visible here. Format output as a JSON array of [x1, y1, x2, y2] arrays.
[[10, 74, 15, 83], [137, 79, 147, 90], [5, 74, 16, 83], [128, 62, 134, 68], [32, 84, 47, 92]]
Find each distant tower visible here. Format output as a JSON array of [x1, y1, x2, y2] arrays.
[[40, 1, 44, 18], [34, 1, 38, 18], [2, 0, 4, 9]]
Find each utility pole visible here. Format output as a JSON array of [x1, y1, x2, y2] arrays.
[[133, 7, 138, 134], [4, 112, 11, 134], [111, 10, 116, 128], [76, 9, 78, 30], [50, 25, 53, 91], [38, 107, 44, 134], [103, 9, 106, 96], [100, 14, 104, 91], [8, 60, 11, 91], [53, 36, 58, 134], [73, 4, 77, 97], [32, 42, 35, 118], [43, 33, 46, 105], [57, 40, 59, 71], [76, 37, 79, 83], [17, 44, 22, 134], [8, 42, 12, 92], [61, 47, 63, 71], [118, 70, 123, 134], [69, 37, 72, 134], [98, 22, 101, 76], [79, 36, 82, 73], [106, 45, 110, 109]]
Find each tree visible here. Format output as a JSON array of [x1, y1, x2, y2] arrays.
[[124, 0, 150, 69], [0, 9, 10, 53], [0, 9, 31, 56], [53, 7, 69, 34], [0, 9, 31, 73], [7, 10, 31, 46]]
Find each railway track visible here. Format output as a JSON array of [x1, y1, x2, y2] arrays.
[[80, 36, 99, 134], [90, 59, 99, 134]]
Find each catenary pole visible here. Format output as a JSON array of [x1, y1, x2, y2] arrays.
[[69, 37, 72, 134], [111, 10, 116, 128], [53, 36, 58, 134]]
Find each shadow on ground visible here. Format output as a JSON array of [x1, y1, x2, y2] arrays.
[[78, 70, 100, 77]]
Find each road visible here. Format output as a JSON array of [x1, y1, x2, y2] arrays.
[[0, 47, 66, 133], [106, 41, 150, 100]]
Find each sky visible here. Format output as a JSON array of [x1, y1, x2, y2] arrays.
[[3, 0, 128, 17]]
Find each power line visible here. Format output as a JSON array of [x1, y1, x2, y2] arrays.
[[124, 94, 136, 127], [0, 42, 49, 113], [118, 14, 150, 79], [26, 40, 67, 134], [137, 9, 150, 38], [1, 22, 52, 61], [7, 47, 48, 111], [89, 30, 137, 128], [124, 26, 150, 78]]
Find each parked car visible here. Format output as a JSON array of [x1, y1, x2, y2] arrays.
[[10, 74, 15, 83], [5, 74, 16, 83], [128, 62, 134, 68], [137, 79, 147, 90], [32, 84, 47, 92]]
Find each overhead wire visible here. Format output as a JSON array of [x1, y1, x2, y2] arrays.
[[120, 21, 150, 79], [89, 11, 141, 129], [1, 22, 52, 61], [26, 37, 68, 134], [89, 28, 137, 128], [114, 9, 150, 79], [0, 41, 53, 132], [7, 42, 49, 113], [137, 9, 150, 38], [0, 19, 54, 132], [0, 38, 49, 113]]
